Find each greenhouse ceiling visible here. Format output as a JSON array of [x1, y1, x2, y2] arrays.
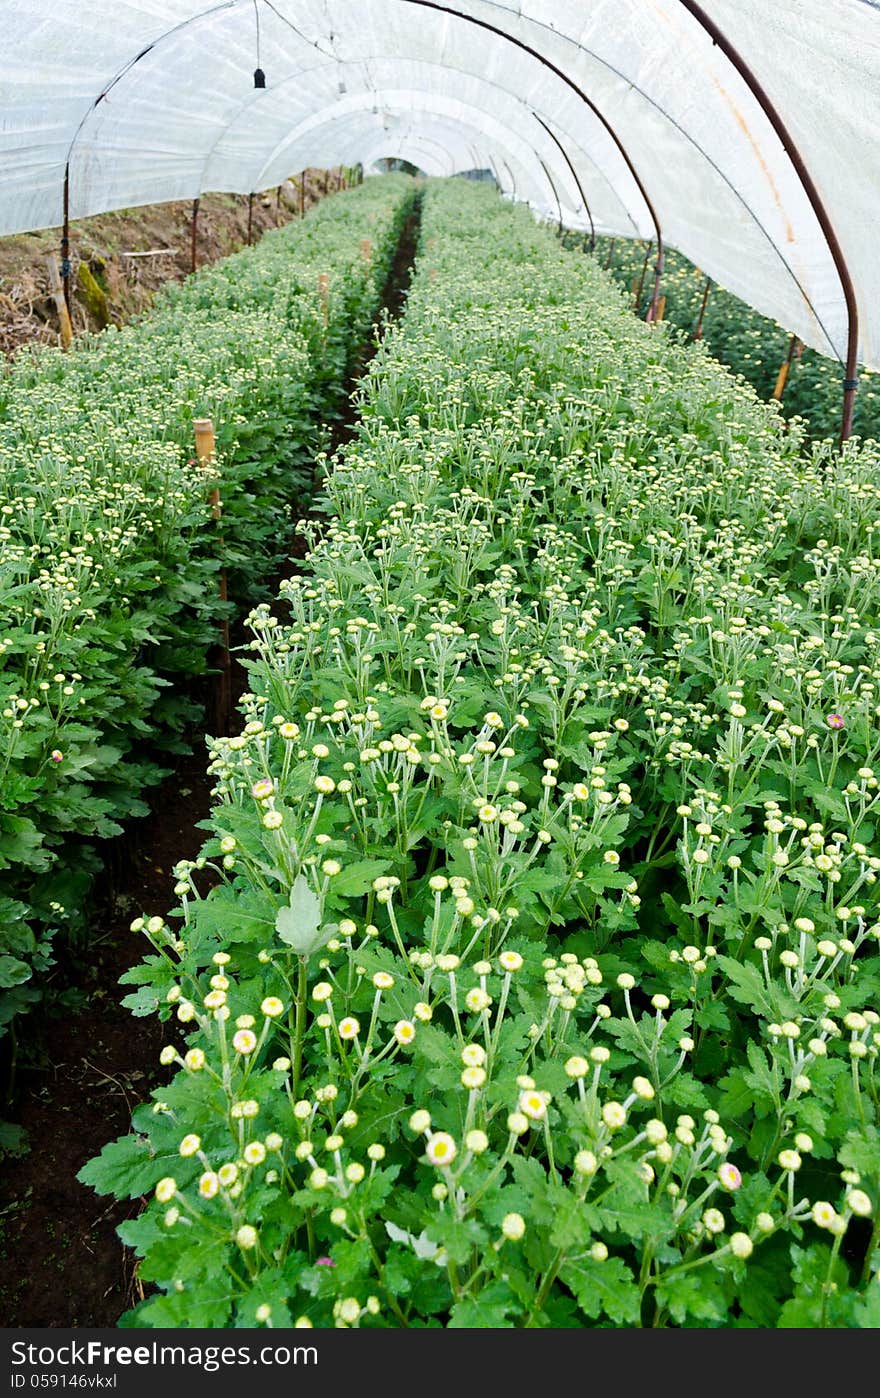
[[2, 1, 879, 371]]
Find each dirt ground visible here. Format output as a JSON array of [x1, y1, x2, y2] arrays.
[[0, 170, 346, 355]]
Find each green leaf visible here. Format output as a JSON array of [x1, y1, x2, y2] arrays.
[[559, 1256, 640, 1325], [448, 1281, 517, 1328], [77, 1132, 181, 1199], [275, 875, 334, 956]]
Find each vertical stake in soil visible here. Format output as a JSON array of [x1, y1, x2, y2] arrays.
[[45, 254, 73, 350], [299, 174, 306, 217], [190, 198, 200, 273], [360, 238, 372, 269], [247, 192, 255, 245], [693, 275, 712, 340], [604, 238, 616, 271], [635, 241, 653, 313], [193, 418, 231, 732], [773, 334, 801, 401]]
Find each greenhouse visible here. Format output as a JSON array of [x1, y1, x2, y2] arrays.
[[0, 0, 878, 1338]]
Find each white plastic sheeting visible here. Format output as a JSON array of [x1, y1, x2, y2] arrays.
[[1, 1, 878, 366]]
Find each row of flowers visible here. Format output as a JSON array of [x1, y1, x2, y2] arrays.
[[82, 180, 880, 1328], [0, 178, 416, 1089], [588, 233, 880, 443]]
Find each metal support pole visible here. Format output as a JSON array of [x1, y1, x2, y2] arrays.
[[402, 1, 664, 317], [677, 0, 859, 443], [533, 113, 596, 250], [190, 198, 200, 273], [247, 192, 254, 245], [61, 165, 72, 315], [539, 158, 564, 234]]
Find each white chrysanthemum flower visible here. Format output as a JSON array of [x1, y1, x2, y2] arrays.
[[236, 1225, 258, 1250], [847, 1189, 873, 1217], [338, 1017, 360, 1041], [232, 1029, 257, 1055], [574, 1150, 598, 1177], [518, 1090, 548, 1121], [728, 1232, 753, 1260], [501, 1213, 526, 1242], [425, 1133, 457, 1167], [601, 1101, 627, 1130], [394, 1020, 416, 1046], [155, 1177, 177, 1203], [178, 1134, 201, 1158], [465, 1130, 489, 1155], [199, 1172, 220, 1199], [261, 996, 284, 1018], [461, 1066, 486, 1089]]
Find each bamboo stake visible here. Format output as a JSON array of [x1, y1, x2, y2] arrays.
[[654, 294, 667, 323], [193, 418, 231, 731], [190, 198, 200, 273], [773, 334, 800, 401], [45, 254, 73, 350]]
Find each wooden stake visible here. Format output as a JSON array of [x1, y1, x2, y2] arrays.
[[359, 237, 372, 268], [604, 237, 616, 271], [299, 175, 306, 218], [45, 254, 73, 349], [247, 192, 255, 245], [693, 274, 712, 341], [190, 198, 200, 273], [635, 240, 652, 312], [193, 418, 231, 732], [773, 334, 800, 401], [654, 294, 667, 323]]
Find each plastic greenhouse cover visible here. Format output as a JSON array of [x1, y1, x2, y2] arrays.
[[1, 1, 878, 367]]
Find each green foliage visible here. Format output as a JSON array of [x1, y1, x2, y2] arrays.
[[0, 177, 416, 1062], [81, 181, 880, 1328], [585, 234, 880, 443]]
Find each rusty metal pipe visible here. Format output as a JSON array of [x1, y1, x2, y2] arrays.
[[677, 0, 859, 442], [533, 112, 596, 250], [401, 0, 664, 318]]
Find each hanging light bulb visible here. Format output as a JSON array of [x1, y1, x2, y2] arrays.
[[252, 0, 265, 87]]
